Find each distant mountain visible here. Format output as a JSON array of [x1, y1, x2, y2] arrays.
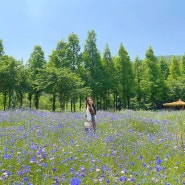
[[157, 55, 182, 61]]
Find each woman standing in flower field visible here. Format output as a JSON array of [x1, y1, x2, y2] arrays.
[[85, 97, 97, 133]]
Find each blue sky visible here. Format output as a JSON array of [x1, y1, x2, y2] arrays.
[[1, 0, 185, 62]]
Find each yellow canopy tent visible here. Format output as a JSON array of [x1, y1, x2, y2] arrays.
[[163, 99, 185, 110]]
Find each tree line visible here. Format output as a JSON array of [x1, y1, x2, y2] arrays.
[[0, 30, 185, 111]]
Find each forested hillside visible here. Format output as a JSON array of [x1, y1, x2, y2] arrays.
[[0, 30, 185, 111]]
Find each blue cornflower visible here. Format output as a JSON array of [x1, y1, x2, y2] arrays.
[[70, 177, 81, 185], [30, 155, 37, 163], [23, 177, 29, 182], [80, 167, 86, 173], [120, 176, 127, 181], [156, 157, 162, 165], [131, 178, 136, 182], [102, 165, 109, 171], [54, 176, 60, 183], [18, 170, 23, 176], [70, 139, 74, 143], [138, 156, 143, 160], [24, 165, 30, 173], [155, 165, 161, 172], [30, 144, 37, 150], [70, 167, 74, 174], [7, 171, 12, 176], [142, 163, 147, 167]]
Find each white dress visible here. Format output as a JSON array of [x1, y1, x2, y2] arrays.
[[86, 107, 96, 121]]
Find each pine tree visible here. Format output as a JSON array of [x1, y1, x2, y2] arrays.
[[180, 53, 185, 75], [27, 45, 46, 109], [133, 56, 143, 109], [116, 43, 135, 109], [141, 46, 166, 109], [82, 30, 103, 106]]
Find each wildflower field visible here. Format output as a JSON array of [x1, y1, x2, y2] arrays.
[[0, 109, 185, 185]]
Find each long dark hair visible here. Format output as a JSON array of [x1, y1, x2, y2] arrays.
[[86, 97, 96, 115]]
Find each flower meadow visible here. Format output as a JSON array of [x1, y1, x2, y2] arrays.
[[0, 109, 185, 185]]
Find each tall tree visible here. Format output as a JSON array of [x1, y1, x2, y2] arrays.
[[55, 40, 68, 68], [27, 45, 46, 109], [82, 30, 103, 107], [180, 53, 185, 75], [102, 44, 116, 109], [67, 33, 81, 72], [36, 66, 84, 111], [159, 57, 169, 80], [116, 43, 135, 109], [133, 56, 143, 109], [44, 50, 58, 111], [167, 56, 183, 101], [0, 39, 4, 59], [141, 46, 166, 109], [15, 60, 29, 107], [67, 33, 81, 111], [169, 56, 180, 79], [0, 55, 17, 110]]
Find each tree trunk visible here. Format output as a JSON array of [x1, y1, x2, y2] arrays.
[[113, 92, 116, 111], [8, 93, 11, 108], [3, 89, 7, 111], [79, 95, 82, 110], [52, 92, 56, 112], [73, 99, 76, 112], [35, 91, 39, 109], [20, 93, 23, 107], [127, 97, 130, 109], [28, 93, 32, 108], [71, 99, 73, 112]]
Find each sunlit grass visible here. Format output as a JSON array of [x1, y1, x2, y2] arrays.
[[0, 109, 185, 184]]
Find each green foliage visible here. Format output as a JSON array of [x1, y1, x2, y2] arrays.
[[133, 56, 143, 108], [82, 30, 103, 99], [27, 45, 46, 109], [116, 43, 135, 108], [0, 39, 4, 58], [180, 53, 185, 75], [140, 47, 167, 109], [159, 57, 170, 80], [169, 56, 181, 79], [0, 33, 185, 111]]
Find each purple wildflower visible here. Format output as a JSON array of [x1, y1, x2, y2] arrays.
[[70, 177, 81, 185], [138, 156, 143, 160], [120, 176, 127, 181], [23, 177, 29, 182], [17, 170, 23, 176], [156, 157, 162, 165], [70, 167, 74, 174], [142, 163, 147, 167]]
